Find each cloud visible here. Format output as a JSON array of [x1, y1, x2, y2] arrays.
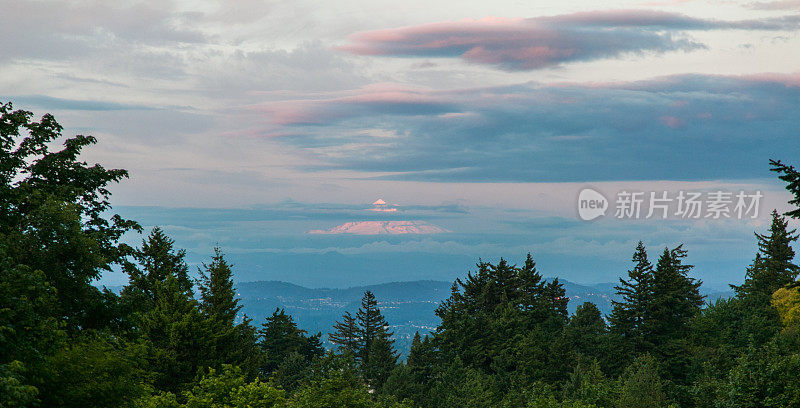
[[260, 83, 457, 126], [9, 95, 155, 111], [0, 0, 205, 64], [748, 0, 800, 10], [339, 10, 800, 70], [266, 73, 800, 182]]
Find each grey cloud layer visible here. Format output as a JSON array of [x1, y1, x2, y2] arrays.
[[267, 74, 800, 182], [340, 10, 800, 70], [0, 0, 205, 63]]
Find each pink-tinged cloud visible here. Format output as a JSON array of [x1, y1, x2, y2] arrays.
[[659, 115, 686, 129], [339, 10, 800, 71], [263, 73, 800, 182], [740, 72, 800, 87], [308, 221, 448, 235], [259, 84, 458, 125]]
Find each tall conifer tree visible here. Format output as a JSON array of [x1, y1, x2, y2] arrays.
[[329, 311, 360, 356], [197, 247, 260, 376], [609, 242, 655, 353], [355, 291, 397, 389], [733, 210, 799, 297]]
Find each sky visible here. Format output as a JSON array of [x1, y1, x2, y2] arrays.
[[2, 0, 799, 290]]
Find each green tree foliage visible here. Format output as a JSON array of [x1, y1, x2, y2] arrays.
[[197, 248, 260, 377], [364, 335, 398, 392], [607, 242, 703, 394], [329, 311, 360, 356], [383, 332, 435, 404], [0, 361, 39, 408], [121, 227, 193, 312], [435, 256, 568, 380], [771, 286, 800, 329], [649, 247, 703, 385], [258, 308, 324, 376], [561, 360, 617, 407], [690, 213, 800, 407], [37, 334, 148, 408], [0, 103, 135, 337], [770, 159, 800, 219], [0, 102, 139, 332], [719, 330, 800, 407], [0, 102, 142, 406], [616, 355, 672, 408], [733, 210, 799, 298], [0, 262, 63, 377], [119, 228, 215, 395], [140, 274, 214, 395], [426, 357, 496, 408], [272, 352, 309, 393], [183, 365, 285, 408], [198, 247, 240, 325], [563, 303, 607, 366], [355, 291, 398, 390], [608, 242, 654, 358], [285, 352, 373, 408], [713, 211, 800, 354]]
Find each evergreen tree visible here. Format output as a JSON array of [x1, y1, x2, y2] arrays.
[[650, 246, 704, 345], [273, 352, 310, 393], [197, 247, 261, 376], [608, 242, 655, 355], [616, 355, 670, 408], [355, 291, 397, 389], [121, 227, 192, 309], [356, 291, 394, 365], [198, 247, 241, 325], [410, 332, 422, 356], [329, 311, 360, 356], [365, 335, 399, 391], [561, 360, 617, 407], [648, 246, 703, 399], [139, 274, 214, 394], [564, 302, 607, 362], [258, 308, 324, 375], [119, 229, 215, 394], [384, 332, 435, 405], [286, 352, 373, 408], [433, 254, 569, 396], [733, 210, 799, 297], [719, 211, 800, 355], [771, 159, 800, 219]]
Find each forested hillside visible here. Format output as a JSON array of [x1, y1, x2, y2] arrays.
[[3, 102, 800, 407]]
